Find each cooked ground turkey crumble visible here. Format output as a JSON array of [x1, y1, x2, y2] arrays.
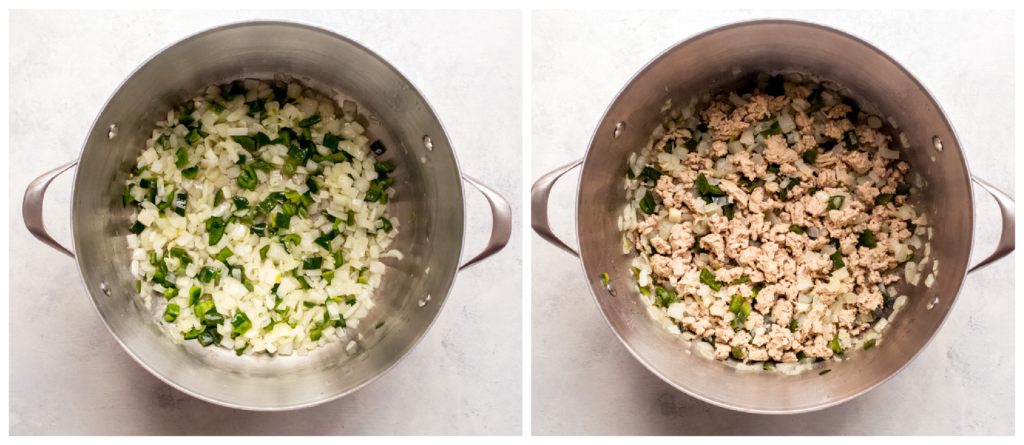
[[621, 73, 930, 371]]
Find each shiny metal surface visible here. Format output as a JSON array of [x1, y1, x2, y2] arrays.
[[533, 19, 1015, 413], [22, 161, 78, 258], [459, 175, 513, 270], [530, 159, 582, 257], [966, 176, 1015, 273], [27, 20, 508, 410]]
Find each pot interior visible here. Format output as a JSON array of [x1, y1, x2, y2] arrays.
[[577, 20, 973, 413], [71, 21, 464, 409]]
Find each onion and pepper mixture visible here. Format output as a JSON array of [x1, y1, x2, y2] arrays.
[[125, 74, 401, 357], [619, 73, 936, 374]]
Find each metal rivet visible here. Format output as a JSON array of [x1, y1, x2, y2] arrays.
[[418, 294, 431, 307], [108, 124, 118, 140], [100, 282, 111, 296], [932, 136, 943, 152], [613, 122, 626, 138], [422, 135, 433, 151], [926, 296, 939, 310]]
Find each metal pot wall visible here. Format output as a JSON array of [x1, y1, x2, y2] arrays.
[[532, 19, 1014, 413], [23, 20, 511, 410]]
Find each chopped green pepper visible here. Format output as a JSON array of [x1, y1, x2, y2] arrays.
[[844, 130, 859, 148], [864, 339, 877, 350], [802, 148, 819, 164], [164, 304, 180, 322], [682, 138, 699, 152], [759, 120, 782, 137], [216, 247, 233, 263], [188, 286, 202, 306], [830, 250, 845, 270], [130, 220, 146, 235], [197, 329, 220, 346], [895, 182, 912, 195], [805, 89, 824, 113], [303, 257, 323, 270], [202, 309, 225, 326], [875, 194, 894, 206], [729, 276, 753, 286], [173, 193, 188, 217], [181, 165, 199, 180], [828, 333, 843, 355], [206, 217, 226, 245], [638, 190, 656, 215], [274, 212, 291, 230], [364, 186, 382, 203], [731, 346, 745, 359], [379, 217, 393, 233], [298, 115, 321, 127], [237, 166, 258, 191], [374, 161, 396, 173], [232, 136, 257, 151], [305, 178, 319, 194], [700, 268, 722, 291], [175, 147, 190, 168], [858, 229, 877, 249], [695, 173, 726, 197], [198, 266, 220, 283], [639, 167, 661, 182], [722, 204, 735, 220], [827, 195, 845, 211], [322, 133, 342, 150], [185, 129, 202, 145], [231, 312, 252, 337]]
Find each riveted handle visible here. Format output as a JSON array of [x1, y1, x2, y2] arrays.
[[458, 175, 512, 271], [530, 159, 582, 257], [23, 161, 78, 258], [968, 176, 1014, 274]]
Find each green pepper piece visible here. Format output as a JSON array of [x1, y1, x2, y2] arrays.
[[164, 304, 180, 322]]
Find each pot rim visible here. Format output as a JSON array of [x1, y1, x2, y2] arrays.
[[68, 18, 467, 411], [575, 17, 975, 414]]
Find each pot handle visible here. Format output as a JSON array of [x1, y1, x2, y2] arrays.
[[23, 161, 78, 258], [530, 159, 582, 257], [458, 175, 512, 271], [967, 176, 1015, 274]]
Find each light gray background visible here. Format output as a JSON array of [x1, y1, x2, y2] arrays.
[[532, 10, 1014, 435], [10, 10, 522, 435]]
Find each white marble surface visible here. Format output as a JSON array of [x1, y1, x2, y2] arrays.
[[10, 10, 522, 435], [531, 10, 1014, 435]]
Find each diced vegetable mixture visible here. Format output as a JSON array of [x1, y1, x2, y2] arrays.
[[126, 74, 402, 357]]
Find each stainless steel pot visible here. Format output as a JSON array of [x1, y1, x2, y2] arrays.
[[532, 19, 1014, 414], [23, 20, 511, 410]]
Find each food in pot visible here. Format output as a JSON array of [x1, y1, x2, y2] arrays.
[[125, 74, 401, 356], [619, 73, 932, 373]]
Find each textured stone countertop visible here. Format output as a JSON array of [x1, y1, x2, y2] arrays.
[[10, 9, 522, 435], [531, 9, 1014, 435]]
